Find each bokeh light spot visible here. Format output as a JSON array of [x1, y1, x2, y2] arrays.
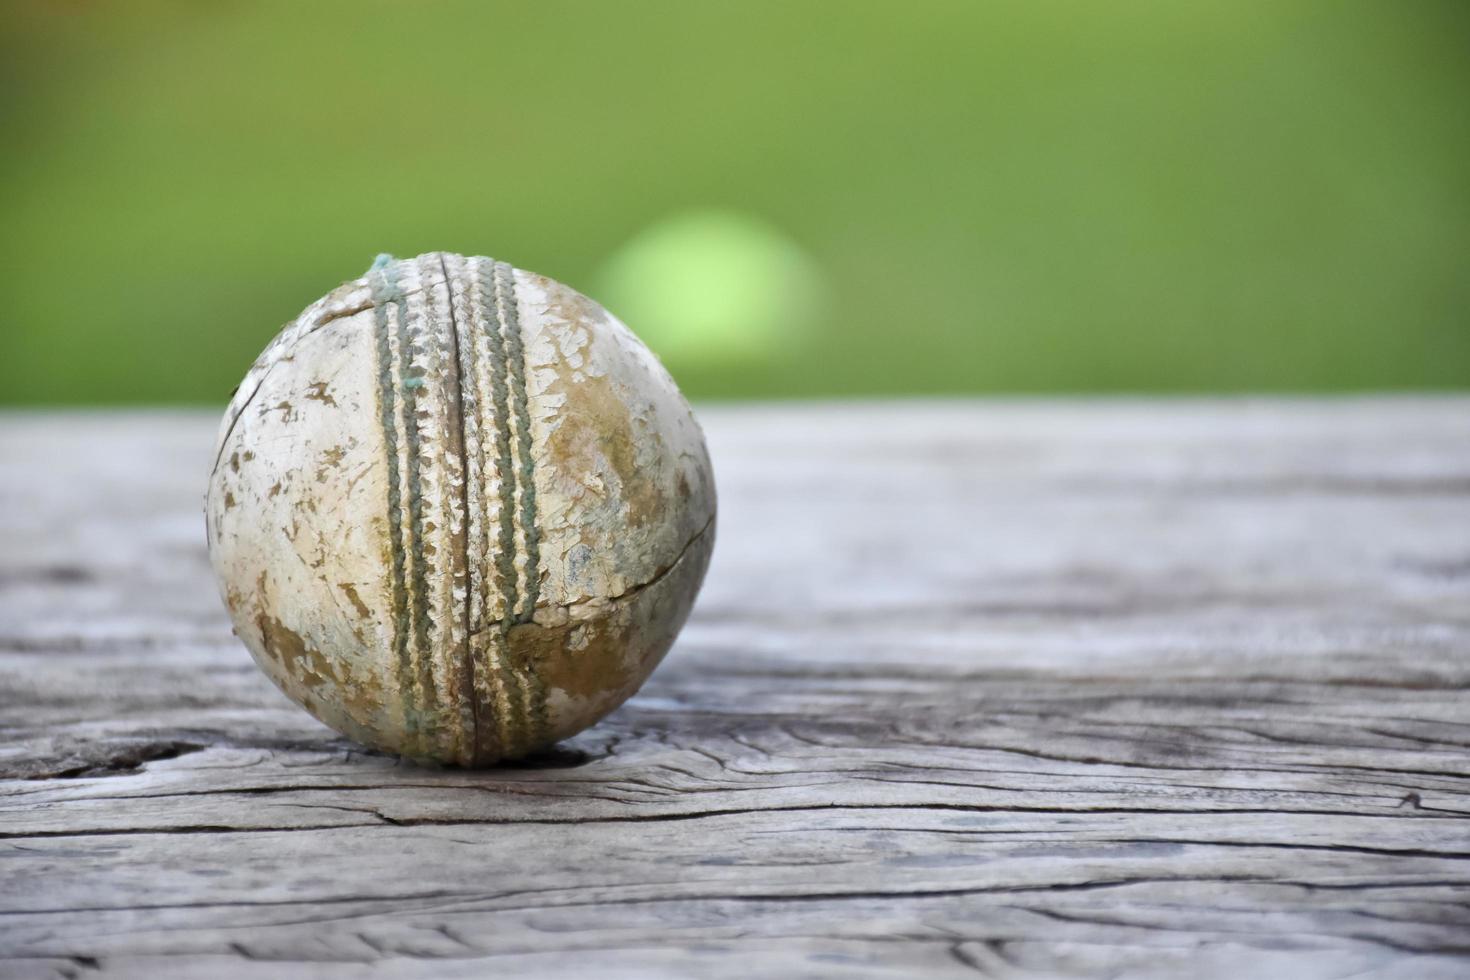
[[594, 210, 826, 366]]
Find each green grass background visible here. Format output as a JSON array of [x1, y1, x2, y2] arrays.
[[3, 0, 1467, 404]]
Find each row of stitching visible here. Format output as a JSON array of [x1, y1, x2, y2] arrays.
[[466, 260, 502, 754], [478, 260, 521, 632], [397, 260, 437, 745], [452, 256, 500, 764], [497, 260, 541, 624], [493, 261, 549, 749], [436, 253, 481, 765], [475, 258, 527, 757], [370, 260, 417, 752]]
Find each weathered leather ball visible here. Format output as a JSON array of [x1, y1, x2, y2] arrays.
[[206, 252, 716, 765]]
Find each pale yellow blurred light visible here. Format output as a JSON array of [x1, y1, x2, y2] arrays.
[[594, 210, 826, 365]]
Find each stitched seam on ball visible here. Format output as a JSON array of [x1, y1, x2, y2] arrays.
[[466, 259, 509, 761], [461, 259, 503, 764], [370, 264, 416, 746], [437, 254, 480, 766], [454, 259, 487, 638], [474, 258, 527, 754], [396, 264, 437, 723], [494, 262, 549, 750], [476, 261, 520, 622], [496, 261, 542, 625]]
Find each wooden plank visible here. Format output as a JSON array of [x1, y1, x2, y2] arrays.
[[1, 399, 1469, 979]]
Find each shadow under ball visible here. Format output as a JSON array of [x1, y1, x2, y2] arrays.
[[205, 252, 716, 766]]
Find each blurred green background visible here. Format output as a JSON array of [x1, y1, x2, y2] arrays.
[[3, 0, 1467, 405]]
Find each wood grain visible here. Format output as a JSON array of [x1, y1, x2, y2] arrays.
[[2, 400, 1468, 979]]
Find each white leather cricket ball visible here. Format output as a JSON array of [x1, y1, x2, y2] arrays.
[[206, 252, 715, 765]]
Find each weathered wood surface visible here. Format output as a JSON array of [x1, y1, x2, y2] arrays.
[[2, 400, 1468, 979]]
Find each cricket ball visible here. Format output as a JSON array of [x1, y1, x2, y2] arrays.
[[206, 252, 716, 765]]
